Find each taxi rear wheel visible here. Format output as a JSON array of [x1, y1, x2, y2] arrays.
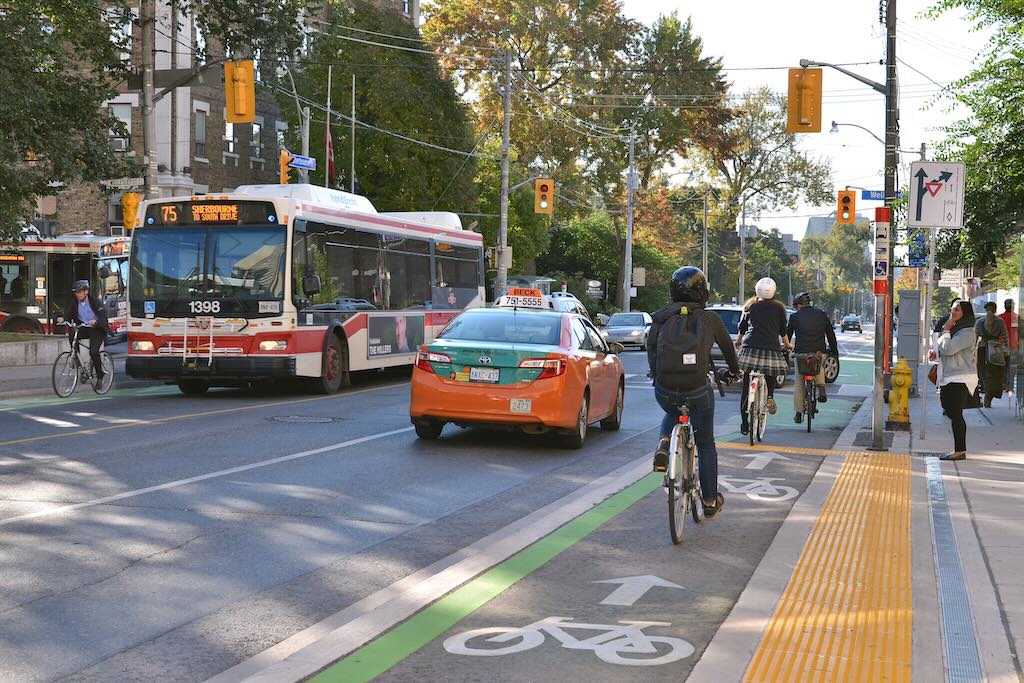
[[600, 382, 624, 431], [414, 420, 444, 440], [562, 392, 589, 449]]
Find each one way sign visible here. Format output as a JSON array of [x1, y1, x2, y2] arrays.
[[907, 161, 965, 229]]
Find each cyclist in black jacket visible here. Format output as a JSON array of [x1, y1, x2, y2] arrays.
[[785, 291, 838, 423], [648, 266, 740, 518]]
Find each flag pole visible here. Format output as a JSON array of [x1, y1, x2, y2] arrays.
[[325, 65, 332, 187]]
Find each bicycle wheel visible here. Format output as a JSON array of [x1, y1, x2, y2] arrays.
[[668, 429, 690, 544], [52, 351, 78, 397], [688, 444, 703, 524], [748, 403, 756, 446], [756, 408, 767, 442], [93, 353, 114, 394], [804, 380, 814, 433]]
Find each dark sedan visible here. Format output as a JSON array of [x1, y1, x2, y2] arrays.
[[841, 315, 863, 333]]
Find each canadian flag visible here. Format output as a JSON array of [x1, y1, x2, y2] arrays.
[[324, 122, 336, 186]]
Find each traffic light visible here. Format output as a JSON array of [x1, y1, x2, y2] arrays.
[[279, 149, 293, 184], [534, 178, 554, 214], [224, 60, 256, 124], [837, 189, 856, 224], [786, 67, 823, 133], [121, 192, 141, 230]]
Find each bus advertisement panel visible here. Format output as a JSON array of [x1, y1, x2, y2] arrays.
[[126, 184, 484, 395]]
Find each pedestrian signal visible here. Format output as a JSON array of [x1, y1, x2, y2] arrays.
[[786, 68, 822, 134], [121, 192, 141, 230], [224, 60, 256, 124]]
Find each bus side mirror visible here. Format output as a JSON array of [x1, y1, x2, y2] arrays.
[[302, 274, 321, 296]]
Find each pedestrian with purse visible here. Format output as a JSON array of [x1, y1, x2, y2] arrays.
[[937, 301, 977, 461], [975, 301, 1008, 407]]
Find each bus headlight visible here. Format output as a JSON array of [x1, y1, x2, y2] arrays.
[[259, 340, 288, 351], [132, 340, 154, 351]]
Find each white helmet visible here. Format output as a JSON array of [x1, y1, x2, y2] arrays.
[[755, 277, 777, 299]]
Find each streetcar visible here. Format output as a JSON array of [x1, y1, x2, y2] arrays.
[[125, 184, 485, 394], [0, 231, 130, 339]]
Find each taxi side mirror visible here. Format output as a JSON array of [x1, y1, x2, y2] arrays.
[[608, 342, 625, 354]]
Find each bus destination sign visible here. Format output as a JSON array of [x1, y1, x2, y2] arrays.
[[144, 200, 278, 227]]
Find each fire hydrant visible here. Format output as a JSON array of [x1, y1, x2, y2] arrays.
[[886, 357, 912, 431]]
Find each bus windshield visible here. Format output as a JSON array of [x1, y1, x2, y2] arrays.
[[129, 226, 286, 317]]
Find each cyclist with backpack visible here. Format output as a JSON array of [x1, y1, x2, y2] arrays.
[[735, 277, 789, 434], [649, 266, 740, 518], [785, 291, 838, 423]]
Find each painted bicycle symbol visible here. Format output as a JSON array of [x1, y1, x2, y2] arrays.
[[443, 616, 695, 667], [717, 475, 798, 502]]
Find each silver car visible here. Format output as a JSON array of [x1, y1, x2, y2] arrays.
[[600, 312, 652, 350], [706, 304, 789, 387]]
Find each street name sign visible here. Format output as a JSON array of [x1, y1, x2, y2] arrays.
[[101, 177, 145, 189], [288, 154, 317, 171], [908, 161, 965, 228], [861, 190, 906, 201]]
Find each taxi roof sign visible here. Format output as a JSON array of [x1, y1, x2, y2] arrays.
[[497, 288, 553, 310]]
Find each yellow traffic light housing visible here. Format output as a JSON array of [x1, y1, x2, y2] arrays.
[[534, 178, 554, 214], [224, 60, 256, 124], [121, 192, 141, 230], [279, 149, 293, 184], [786, 67, 823, 133], [837, 189, 856, 224]]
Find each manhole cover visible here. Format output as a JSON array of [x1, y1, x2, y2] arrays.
[[266, 415, 339, 424]]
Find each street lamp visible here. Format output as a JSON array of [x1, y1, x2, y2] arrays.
[[830, 121, 926, 159]]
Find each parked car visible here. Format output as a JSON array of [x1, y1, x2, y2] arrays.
[[600, 311, 652, 350], [841, 314, 863, 333], [548, 292, 592, 321], [706, 303, 789, 387]]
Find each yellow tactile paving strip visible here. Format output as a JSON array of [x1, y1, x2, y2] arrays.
[[716, 441, 910, 458], [744, 452, 912, 683]]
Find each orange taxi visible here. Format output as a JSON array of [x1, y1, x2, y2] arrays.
[[410, 289, 625, 448]]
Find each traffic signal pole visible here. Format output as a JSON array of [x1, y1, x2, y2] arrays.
[[495, 50, 512, 299], [141, 0, 158, 199], [622, 128, 636, 313]]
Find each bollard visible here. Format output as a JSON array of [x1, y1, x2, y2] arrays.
[[886, 357, 912, 431]]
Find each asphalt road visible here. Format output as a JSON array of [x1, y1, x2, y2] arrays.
[[0, 329, 876, 682]]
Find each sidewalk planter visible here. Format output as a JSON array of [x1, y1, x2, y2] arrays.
[[0, 336, 65, 368]]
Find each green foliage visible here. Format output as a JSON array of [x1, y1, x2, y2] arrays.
[[988, 237, 1023, 290], [179, 0, 319, 61], [310, 246, 340, 304], [0, 1, 138, 239], [283, 1, 479, 214]]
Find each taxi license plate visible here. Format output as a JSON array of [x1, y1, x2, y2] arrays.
[[469, 367, 500, 383], [510, 399, 532, 414]]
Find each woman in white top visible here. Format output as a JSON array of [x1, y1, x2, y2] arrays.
[[936, 300, 977, 461]]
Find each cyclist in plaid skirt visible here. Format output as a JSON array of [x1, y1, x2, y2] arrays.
[[734, 277, 788, 434]]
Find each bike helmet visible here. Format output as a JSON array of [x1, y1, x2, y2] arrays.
[[755, 277, 777, 299], [73, 279, 91, 292], [793, 291, 812, 307], [669, 266, 709, 304]]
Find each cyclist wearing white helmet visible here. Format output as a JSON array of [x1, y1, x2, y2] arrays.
[[734, 277, 788, 434]]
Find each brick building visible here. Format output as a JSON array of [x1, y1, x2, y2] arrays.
[[39, 0, 420, 236]]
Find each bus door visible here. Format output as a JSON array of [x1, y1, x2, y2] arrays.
[[46, 253, 90, 329]]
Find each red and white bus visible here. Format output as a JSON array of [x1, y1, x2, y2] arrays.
[[126, 184, 485, 394], [0, 232, 130, 338]]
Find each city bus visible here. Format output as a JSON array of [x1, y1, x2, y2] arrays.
[[125, 184, 485, 394], [0, 232, 130, 339]]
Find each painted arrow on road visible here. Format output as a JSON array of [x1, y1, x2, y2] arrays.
[[593, 575, 685, 606], [738, 452, 790, 470]]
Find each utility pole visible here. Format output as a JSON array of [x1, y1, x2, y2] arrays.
[[739, 198, 747, 303], [351, 74, 356, 193], [873, 0, 898, 450], [622, 128, 636, 312], [141, 0, 158, 199], [702, 191, 709, 276], [325, 66, 332, 187], [300, 107, 310, 183], [495, 50, 512, 298], [787, 266, 793, 307]]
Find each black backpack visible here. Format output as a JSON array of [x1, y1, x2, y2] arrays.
[[656, 307, 706, 390]]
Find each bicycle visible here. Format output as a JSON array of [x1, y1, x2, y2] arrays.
[[746, 370, 768, 446], [52, 322, 113, 397], [796, 352, 821, 433], [666, 368, 731, 545]]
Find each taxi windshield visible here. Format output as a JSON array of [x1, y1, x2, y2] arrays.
[[440, 310, 561, 345]]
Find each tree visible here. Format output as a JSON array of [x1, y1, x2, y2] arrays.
[[0, 2, 136, 239], [692, 87, 832, 293], [282, 1, 479, 214], [932, 0, 1024, 266]]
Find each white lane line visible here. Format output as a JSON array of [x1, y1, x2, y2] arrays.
[[12, 412, 80, 428], [205, 442, 658, 683], [0, 427, 414, 528]]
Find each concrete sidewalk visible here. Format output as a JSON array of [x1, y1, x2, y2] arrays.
[[911, 387, 1024, 681], [0, 342, 156, 398]]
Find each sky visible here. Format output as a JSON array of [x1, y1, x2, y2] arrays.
[[619, 0, 987, 240]]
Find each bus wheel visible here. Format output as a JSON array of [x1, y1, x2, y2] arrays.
[[178, 380, 209, 396], [314, 334, 346, 394]]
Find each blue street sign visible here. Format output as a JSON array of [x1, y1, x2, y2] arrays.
[[908, 230, 928, 267], [288, 154, 317, 171], [861, 190, 906, 201]]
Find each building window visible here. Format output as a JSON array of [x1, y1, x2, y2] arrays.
[[276, 120, 288, 151], [224, 119, 235, 154], [194, 109, 207, 158], [109, 103, 132, 152], [403, 0, 411, 15], [194, 19, 206, 64], [251, 116, 264, 159]]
